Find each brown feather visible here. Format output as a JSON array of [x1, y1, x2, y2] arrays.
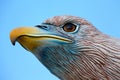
[[44, 16, 120, 80]]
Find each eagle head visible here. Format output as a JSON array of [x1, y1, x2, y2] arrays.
[[10, 15, 120, 80]]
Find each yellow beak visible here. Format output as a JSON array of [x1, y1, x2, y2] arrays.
[[10, 27, 72, 52]]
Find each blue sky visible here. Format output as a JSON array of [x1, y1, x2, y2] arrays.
[[1, 0, 120, 80]]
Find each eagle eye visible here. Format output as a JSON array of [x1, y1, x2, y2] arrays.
[[63, 23, 77, 32]]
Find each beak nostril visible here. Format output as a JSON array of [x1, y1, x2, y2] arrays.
[[35, 25, 42, 28], [35, 25, 49, 30]]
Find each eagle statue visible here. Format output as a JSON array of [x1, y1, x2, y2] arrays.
[[10, 15, 120, 80]]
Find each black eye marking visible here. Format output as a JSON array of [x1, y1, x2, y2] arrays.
[[62, 23, 77, 32]]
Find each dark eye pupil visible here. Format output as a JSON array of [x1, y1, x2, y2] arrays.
[[63, 23, 76, 32]]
